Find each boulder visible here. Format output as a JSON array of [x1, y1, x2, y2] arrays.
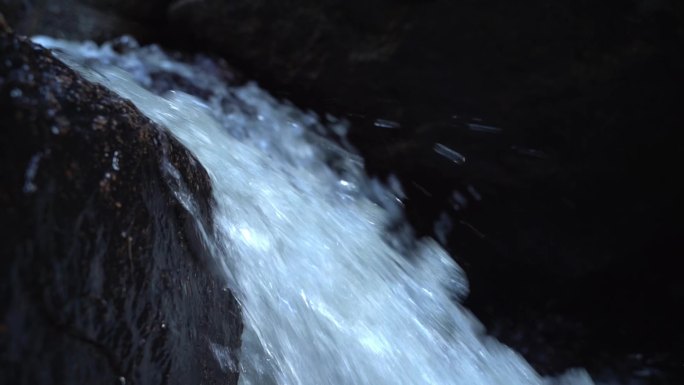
[[0, 30, 242, 385]]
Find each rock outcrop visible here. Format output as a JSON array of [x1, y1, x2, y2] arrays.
[[0, 30, 241, 385]]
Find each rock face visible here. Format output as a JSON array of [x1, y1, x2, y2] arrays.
[[0, 0, 162, 42], [0, 31, 241, 384]]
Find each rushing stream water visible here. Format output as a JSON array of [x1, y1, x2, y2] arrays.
[[32, 36, 595, 385]]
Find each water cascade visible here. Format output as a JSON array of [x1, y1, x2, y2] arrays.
[[32, 36, 594, 385]]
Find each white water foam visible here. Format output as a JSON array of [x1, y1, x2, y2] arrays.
[[32, 36, 594, 385]]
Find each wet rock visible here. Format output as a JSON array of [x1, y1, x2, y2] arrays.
[[0, 31, 241, 384], [0, 0, 162, 42]]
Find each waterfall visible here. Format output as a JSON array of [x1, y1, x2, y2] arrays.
[[32, 36, 594, 385]]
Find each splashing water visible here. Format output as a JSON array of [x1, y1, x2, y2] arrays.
[[32, 36, 594, 385]]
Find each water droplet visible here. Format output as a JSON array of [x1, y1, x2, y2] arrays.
[[512, 145, 547, 159], [434, 143, 466, 165], [112, 150, 120, 171], [10, 88, 22, 98], [451, 191, 468, 209], [373, 119, 400, 129], [467, 123, 501, 133], [466, 184, 482, 201], [23, 153, 42, 193]]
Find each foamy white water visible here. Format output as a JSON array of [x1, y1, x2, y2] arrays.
[[33, 36, 594, 385]]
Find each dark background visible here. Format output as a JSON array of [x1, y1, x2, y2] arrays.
[[2, 0, 683, 383]]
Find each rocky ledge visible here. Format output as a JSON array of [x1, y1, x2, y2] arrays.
[[0, 30, 242, 385]]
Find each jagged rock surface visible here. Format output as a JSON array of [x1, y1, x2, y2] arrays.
[[0, 31, 242, 385]]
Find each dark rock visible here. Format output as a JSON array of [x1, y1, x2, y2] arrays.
[[81, 0, 171, 22], [0, 0, 163, 42], [0, 11, 10, 32], [0, 31, 241, 385]]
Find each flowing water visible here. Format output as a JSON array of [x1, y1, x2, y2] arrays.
[[32, 36, 595, 385]]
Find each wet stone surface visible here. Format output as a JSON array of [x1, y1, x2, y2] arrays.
[[0, 31, 242, 385]]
